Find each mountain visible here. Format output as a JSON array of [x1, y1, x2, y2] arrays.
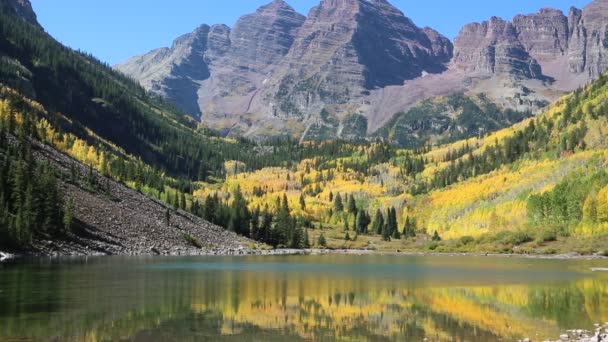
[[117, 0, 306, 124], [0, 0, 282, 254], [117, 0, 608, 144], [4, 0, 37, 25], [116, 0, 454, 139]]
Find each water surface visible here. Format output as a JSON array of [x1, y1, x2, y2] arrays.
[[0, 254, 606, 341]]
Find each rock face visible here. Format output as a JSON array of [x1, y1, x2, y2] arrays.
[[3, 0, 38, 26], [262, 0, 452, 124], [453, 1, 608, 82], [453, 17, 543, 79], [512, 8, 569, 60], [568, 0, 608, 79], [116, 0, 305, 120], [116, 0, 608, 141]]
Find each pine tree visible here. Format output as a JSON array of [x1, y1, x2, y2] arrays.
[[334, 193, 344, 212], [63, 198, 74, 232], [347, 194, 357, 214], [299, 193, 306, 210], [387, 207, 398, 236], [372, 209, 384, 235], [392, 225, 401, 239], [304, 228, 311, 248], [432, 230, 442, 241], [355, 211, 369, 234], [250, 206, 260, 240], [180, 192, 187, 210], [403, 216, 417, 238], [381, 223, 391, 242], [317, 233, 327, 247]]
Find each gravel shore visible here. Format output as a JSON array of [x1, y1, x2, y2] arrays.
[[548, 323, 608, 342]]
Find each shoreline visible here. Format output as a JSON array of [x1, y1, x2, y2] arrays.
[[2, 248, 608, 262], [308, 249, 608, 260]]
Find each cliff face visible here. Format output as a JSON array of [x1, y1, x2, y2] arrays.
[[116, 0, 608, 140], [116, 0, 305, 120], [513, 8, 569, 60], [261, 0, 452, 123], [569, 0, 608, 79], [453, 17, 543, 79], [453, 1, 608, 83]]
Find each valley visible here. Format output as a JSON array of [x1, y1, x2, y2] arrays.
[[1, 1, 608, 341], [0, 0, 608, 258]]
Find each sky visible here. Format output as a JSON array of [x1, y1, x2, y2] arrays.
[[30, 0, 592, 66]]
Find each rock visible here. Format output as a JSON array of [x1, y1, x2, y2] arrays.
[[115, 0, 608, 141], [513, 8, 569, 60], [117, 0, 452, 138], [0, 252, 14, 261], [4, 0, 39, 26], [453, 16, 543, 79], [259, 0, 453, 131]]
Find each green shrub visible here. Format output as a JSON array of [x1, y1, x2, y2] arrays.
[[498, 230, 534, 245], [460, 236, 475, 245], [184, 234, 203, 249], [425, 242, 439, 251], [537, 228, 558, 242]]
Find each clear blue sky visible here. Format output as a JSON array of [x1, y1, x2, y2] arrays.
[[31, 0, 592, 66]]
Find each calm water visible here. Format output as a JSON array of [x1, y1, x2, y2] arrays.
[[0, 255, 606, 341]]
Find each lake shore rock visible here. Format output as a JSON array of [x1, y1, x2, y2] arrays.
[[0, 251, 14, 261], [548, 323, 608, 342], [5, 246, 608, 262]]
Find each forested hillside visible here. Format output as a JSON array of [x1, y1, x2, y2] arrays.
[[187, 73, 608, 254]]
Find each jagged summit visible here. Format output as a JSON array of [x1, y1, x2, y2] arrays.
[[116, 0, 608, 140], [2, 0, 38, 26]]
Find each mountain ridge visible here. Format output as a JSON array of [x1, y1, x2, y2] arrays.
[[116, 0, 608, 143]]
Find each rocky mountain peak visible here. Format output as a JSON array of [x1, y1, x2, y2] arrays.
[[229, 0, 305, 71], [116, 0, 608, 140], [454, 13, 545, 79], [3, 0, 38, 26], [268, 0, 452, 98], [567, 0, 608, 77], [512, 7, 569, 60]]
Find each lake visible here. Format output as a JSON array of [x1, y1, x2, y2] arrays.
[[0, 254, 606, 341]]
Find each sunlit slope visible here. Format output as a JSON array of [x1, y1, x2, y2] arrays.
[[414, 73, 608, 239], [199, 73, 608, 249]]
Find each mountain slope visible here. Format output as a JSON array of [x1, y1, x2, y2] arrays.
[[0, 0, 271, 255], [188, 70, 608, 254], [117, 0, 454, 139], [117, 0, 608, 144], [1, 126, 253, 256]]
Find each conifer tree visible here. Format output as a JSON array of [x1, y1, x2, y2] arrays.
[[372, 209, 384, 235], [334, 193, 344, 212], [347, 194, 357, 214], [317, 233, 327, 247], [432, 231, 442, 241]]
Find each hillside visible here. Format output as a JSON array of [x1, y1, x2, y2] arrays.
[[0, 0, 278, 255], [188, 71, 608, 255], [0, 128, 255, 256]]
